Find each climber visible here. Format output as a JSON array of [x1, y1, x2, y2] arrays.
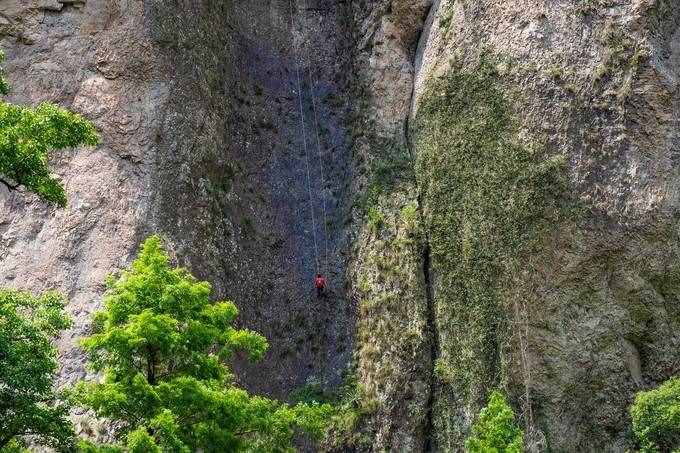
[[314, 273, 327, 298]]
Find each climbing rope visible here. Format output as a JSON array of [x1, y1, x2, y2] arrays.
[[304, 21, 330, 274], [289, 0, 320, 273]]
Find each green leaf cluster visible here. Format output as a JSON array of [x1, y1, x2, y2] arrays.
[[0, 49, 99, 206], [0, 289, 74, 451], [465, 390, 524, 453], [630, 377, 680, 453], [73, 235, 332, 452]]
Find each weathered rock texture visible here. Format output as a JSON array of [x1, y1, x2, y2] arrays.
[[0, 0, 154, 382], [145, 0, 356, 400], [2, 0, 680, 451], [342, 0, 433, 450], [0, 0, 355, 439], [0, 0, 155, 438], [410, 0, 680, 451]]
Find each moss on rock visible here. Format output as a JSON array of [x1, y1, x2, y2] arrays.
[[413, 58, 567, 447]]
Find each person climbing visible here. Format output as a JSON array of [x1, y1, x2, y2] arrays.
[[314, 273, 327, 297]]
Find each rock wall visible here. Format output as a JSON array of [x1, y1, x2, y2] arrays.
[[0, 0, 157, 438], [342, 0, 433, 450], [145, 0, 356, 400], [0, 0, 356, 436], [0, 0, 154, 383], [411, 0, 680, 450], [2, 0, 679, 451]]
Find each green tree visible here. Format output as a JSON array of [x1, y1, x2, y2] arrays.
[[74, 235, 332, 452], [0, 49, 99, 206], [465, 390, 524, 453], [0, 289, 75, 451], [631, 376, 680, 453]]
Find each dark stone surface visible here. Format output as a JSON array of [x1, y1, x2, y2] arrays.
[[148, 0, 355, 400]]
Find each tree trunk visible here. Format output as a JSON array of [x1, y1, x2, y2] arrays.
[[147, 347, 157, 385]]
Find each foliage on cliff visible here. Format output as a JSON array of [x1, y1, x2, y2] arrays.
[[0, 49, 99, 206], [630, 377, 680, 453], [73, 235, 332, 452], [0, 51, 8, 96], [0, 289, 74, 452]]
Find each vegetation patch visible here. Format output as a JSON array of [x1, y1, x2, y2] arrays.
[[413, 57, 567, 436], [630, 376, 680, 453], [592, 21, 648, 104], [0, 50, 99, 207], [465, 390, 524, 453], [439, 10, 453, 32], [359, 135, 414, 212], [576, 0, 616, 16], [291, 376, 334, 405], [0, 290, 74, 451], [367, 206, 385, 233], [322, 373, 375, 450]]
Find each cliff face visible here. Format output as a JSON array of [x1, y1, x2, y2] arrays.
[[0, 0, 356, 432], [146, 0, 356, 401], [344, 0, 433, 449], [410, 0, 680, 451], [1, 0, 680, 451], [0, 0, 156, 437], [0, 0, 154, 381]]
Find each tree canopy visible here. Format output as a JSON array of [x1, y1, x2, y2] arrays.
[[0, 49, 99, 206], [465, 390, 524, 453], [0, 289, 74, 451], [630, 376, 680, 453], [74, 235, 332, 452]]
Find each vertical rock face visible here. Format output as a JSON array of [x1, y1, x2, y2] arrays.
[[0, 0, 155, 384], [145, 0, 356, 400], [2, 0, 679, 451], [0, 0, 157, 437], [411, 0, 680, 451], [0, 0, 356, 428], [343, 0, 433, 450]]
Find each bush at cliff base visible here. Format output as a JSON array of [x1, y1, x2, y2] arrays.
[[0, 289, 74, 451], [631, 376, 680, 453], [465, 390, 524, 453]]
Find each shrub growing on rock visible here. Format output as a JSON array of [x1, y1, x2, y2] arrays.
[[465, 390, 524, 453], [630, 377, 680, 453], [73, 235, 333, 452]]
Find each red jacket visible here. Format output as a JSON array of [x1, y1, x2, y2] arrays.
[[314, 276, 326, 289]]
